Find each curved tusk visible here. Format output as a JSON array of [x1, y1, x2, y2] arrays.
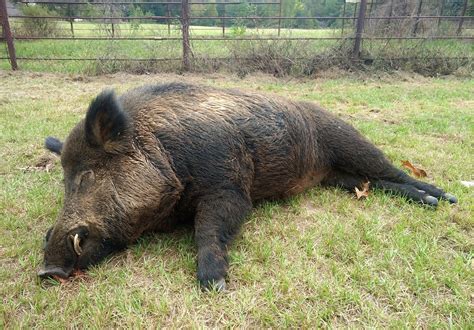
[[72, 233, 82, 256]]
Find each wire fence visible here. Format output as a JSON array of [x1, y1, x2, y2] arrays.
[[0, 0, 473, 72]]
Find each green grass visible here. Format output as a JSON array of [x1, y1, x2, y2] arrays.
[[0, 71, 473, 327]]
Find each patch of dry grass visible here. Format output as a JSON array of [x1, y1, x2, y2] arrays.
[[0, 70, 472, 327]]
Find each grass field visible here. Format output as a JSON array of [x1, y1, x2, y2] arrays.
[[0, 70, 473, 327]]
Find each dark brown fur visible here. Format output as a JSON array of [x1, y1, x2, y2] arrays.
[[39, 83, 457, 290]]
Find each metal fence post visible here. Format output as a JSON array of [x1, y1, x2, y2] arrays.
[[457, 0, 468, 35], [222, 3, 225, 37], [181, 0, 191, 71], [278, 0, 282, 36], [352, 0, 367, 60], [0, 0, 17, 70], [341, 0, 346, 35], [68, 4, 74, 37], [167, 3, 171, 36], [69, 18, 75, 38]]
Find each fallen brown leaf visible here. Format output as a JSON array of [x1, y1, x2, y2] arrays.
[[401, 160, 427, 178], [355, 181, 370, 199]]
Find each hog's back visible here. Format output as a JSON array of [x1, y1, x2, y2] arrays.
[[121, 84, 333, 201]]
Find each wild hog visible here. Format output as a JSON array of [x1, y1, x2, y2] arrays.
[[39, 83, 457, 290]]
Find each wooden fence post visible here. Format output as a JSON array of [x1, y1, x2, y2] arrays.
[[456, 0, 468, 35], [0, 0, 17, 70], [352, 0, 367, 60], [181, 0, 191, 71]]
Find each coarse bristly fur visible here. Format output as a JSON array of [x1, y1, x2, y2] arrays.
[[39, 82, 457, 290]]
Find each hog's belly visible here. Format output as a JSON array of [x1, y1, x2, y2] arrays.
[[246, 131, 327, 201], [235, 106, 325, 201]]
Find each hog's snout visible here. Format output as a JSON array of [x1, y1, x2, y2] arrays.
[[37, 266, 71, 279]]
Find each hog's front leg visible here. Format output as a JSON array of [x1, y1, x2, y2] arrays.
[[194, 189, 252, 291]]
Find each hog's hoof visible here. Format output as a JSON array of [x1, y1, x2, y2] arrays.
[[443, 193, 458, 204], [422, 195, 438, 207], [202, 278, 226, 292]]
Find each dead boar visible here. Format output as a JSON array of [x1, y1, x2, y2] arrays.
[[39, 83, 457, 290]]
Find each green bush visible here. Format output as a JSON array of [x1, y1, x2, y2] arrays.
[[18, 5, 59, 37]]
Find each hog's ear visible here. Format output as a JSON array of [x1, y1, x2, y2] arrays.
[[85, 90, 130, 153], [45, 136, 63, 155]]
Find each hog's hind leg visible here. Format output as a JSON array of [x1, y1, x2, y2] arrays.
[[323, 121, 457, 206], [194, 189, 252, 291], [321, 168, 441, 205]]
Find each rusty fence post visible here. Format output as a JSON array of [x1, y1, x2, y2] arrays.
[[352, 0, 367, 60], [0, 0, 17, 70], [457, 0, 468, 35], [181, 0, 191, 71]]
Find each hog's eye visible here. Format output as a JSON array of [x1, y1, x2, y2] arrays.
[[77, 170, 95, 190]]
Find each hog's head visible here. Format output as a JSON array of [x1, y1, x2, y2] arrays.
[[38, 90, 181, 280]]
